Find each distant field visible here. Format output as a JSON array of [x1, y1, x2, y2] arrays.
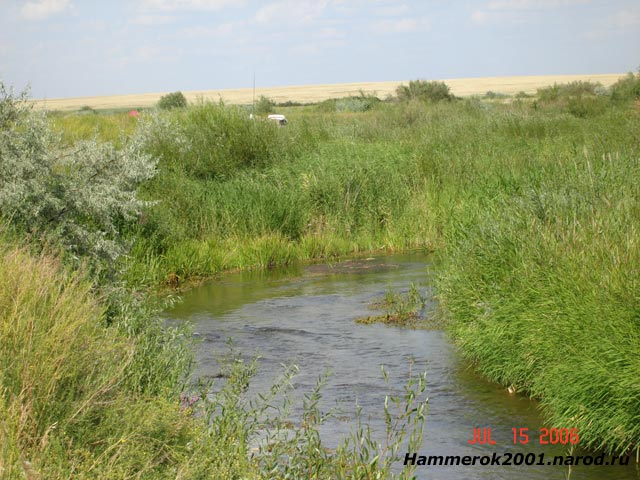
[[32, 73, 624, 111]]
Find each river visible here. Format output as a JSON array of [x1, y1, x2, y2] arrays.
[[164, 253, 639, 479]]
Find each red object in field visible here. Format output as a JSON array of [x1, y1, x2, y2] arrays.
[[128, 110, 140, 117]]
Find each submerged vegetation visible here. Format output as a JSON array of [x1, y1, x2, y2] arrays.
[[2, 72, 640, 476], [357, 284, 427, 327]]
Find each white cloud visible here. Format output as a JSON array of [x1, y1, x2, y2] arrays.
[[487, 0, 590, 9], [470, 10, 489, 25], [183, 22, 237, 38], [252, 1, 329, 26], [141, 0, 245, 11], [472, 0, 591, 25], [20, 0, 71, 21], [374, 4, 410, 17], [111, 44, 181, 68], [610, 9, 640, 29], [131, 14, 176, 25], [289, 38, 345, 55], [371, 17, 430, 34], [313, 27, 344, 40], [583, 7, 640, 39]]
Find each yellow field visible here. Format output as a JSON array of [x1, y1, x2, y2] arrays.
[[32, 73, 625, 111]]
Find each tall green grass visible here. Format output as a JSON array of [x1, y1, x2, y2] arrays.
[[30, 81, 640, 465], [128, 95, 640, 456], [0, 243, 198, 478]]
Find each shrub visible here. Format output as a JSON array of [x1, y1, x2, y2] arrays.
[[336, 93, 381, 112], [515, 91, 533, 99], [254, 94, 275, 115], [79, 105, 96, 114], [315, 98, 337, 112], [536, 81, 609, 117], [537, 81, 604, 103], [485, 91, 507, 99], [157, 90, 187, 110], [0, 82, 157, 276], [396, 79, 454, 102], [610, 71, 640, 102]]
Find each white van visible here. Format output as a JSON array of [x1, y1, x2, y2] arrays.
[[267, 114, 288, 126]]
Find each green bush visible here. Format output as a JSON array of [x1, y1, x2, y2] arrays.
[[315, 98, 337, 112], [610, 71, 640, 102], [335, 93, 381, 112], [157, 90, 187, 110], [254, 94, 275, 115], [484, 91, 507, 99], [137, 101, 305, 181], [396, 79, 454, 102], [535, 81, 609, 117], [0, 83, 157, 276], [537, 81, 605, 103]]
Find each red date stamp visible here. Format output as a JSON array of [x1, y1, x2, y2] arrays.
[[467, 427, 579, 445], [512, 427, 579, 445]]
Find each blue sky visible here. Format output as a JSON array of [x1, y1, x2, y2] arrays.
[[1, 0, 639, 99]]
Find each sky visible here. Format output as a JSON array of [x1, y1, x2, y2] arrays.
[[0, 0, 639, 99]]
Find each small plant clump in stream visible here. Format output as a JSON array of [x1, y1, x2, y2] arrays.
[[357, 283, 427, 327]]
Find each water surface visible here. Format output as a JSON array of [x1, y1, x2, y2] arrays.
[[165, 253, 639, 480]]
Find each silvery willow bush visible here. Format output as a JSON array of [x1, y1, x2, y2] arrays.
[[0, 83, 157, 273]]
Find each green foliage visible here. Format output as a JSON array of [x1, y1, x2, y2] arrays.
[[254, 94, 275, 115], [14, 81, 640, 471], [50, 110, 140, 145], [0, 244, 198, 479], [484, 90, 507, 99], [396, 79, 454, 102], [79, 105, 96, 114], [535, 81, 610, 117], [137, 101, 307, 181], [336, 92, 381, 112], [209, 354, 428, 480], [157, 90, 187, 110], [0, 83, 156, 276], [537, 80, 605, 102], [610, 71, 640, 102], [434, 114, 640, 455], [313, 94, 381, 113], [358, 283, 427, 326], [515, 90, 533, 99]]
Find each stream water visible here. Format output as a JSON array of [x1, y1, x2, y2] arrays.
[[164, 253, 639, 479]]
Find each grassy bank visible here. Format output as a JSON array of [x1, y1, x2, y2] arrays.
[[2, 74, 640, 476]]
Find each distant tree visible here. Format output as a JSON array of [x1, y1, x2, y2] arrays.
[[610, 71, 640, 103], [396, 80, 454, 102], [157, 91, 187, 110], [254, 95, 275, 115]]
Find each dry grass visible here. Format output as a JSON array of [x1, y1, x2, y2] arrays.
[[32, 73, 624, 111]]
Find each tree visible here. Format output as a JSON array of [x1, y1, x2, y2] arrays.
[[157, 91, 187, 110], [254, 95, 275, 115], [396, 80, 454, 102]]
